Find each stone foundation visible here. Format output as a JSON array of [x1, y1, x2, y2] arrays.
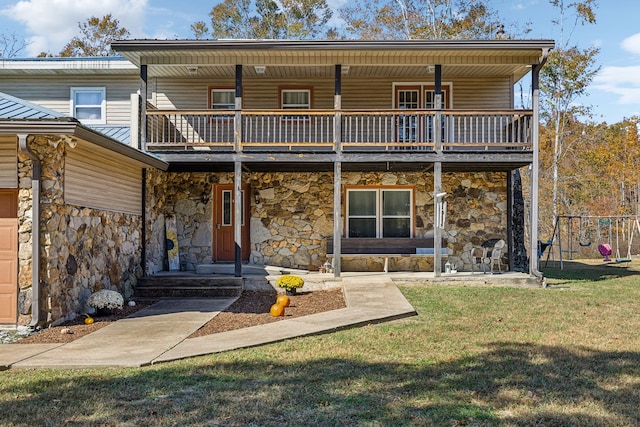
[[146, 170, 508, 273], [17, 135, 143, 326]]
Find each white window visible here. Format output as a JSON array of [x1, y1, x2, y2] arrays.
[[346, 188, 413, 238], [70, 87, 106, 124], [281, 89, 310, 109], [281, 89, 311, 121], [210, 88, 235, 111]]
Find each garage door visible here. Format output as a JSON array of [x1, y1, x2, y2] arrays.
[[0, 190, 18, 324]]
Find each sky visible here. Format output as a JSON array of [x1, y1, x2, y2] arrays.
[[0, 0, 639, 124]]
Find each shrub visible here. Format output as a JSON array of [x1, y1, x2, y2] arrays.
[[276, 275, 304, 291], [87, 289, 124, 310]]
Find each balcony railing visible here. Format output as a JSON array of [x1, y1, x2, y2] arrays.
[[145, 109, 533, 151]]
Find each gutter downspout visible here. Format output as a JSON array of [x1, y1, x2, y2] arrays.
[[530, 48, 551, 285], [17, 133, 42, 328]]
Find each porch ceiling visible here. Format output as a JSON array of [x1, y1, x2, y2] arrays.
[[113, 39, 554, 82], [141, 63, 532, 80]]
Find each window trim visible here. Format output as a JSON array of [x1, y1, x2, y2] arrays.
[[208, 86, 237, 121], [391, 83, 452, 109], [345, 186, 415, 238], [70, 87, 106, 124], [279, 87, 312, 121]]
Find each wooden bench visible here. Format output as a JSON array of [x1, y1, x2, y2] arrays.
[[326, 237, 448, 273]]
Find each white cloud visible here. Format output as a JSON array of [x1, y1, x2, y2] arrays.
[[621, 32, 640, 55], [2, 0, 148, 56], [593, 66, 640, 105]]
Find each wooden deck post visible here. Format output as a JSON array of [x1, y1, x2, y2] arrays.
[[434, 161, 442, 277], [234, 64, 243, 277], [434, 65, 443, 277], [234, 64, 242, 152], [333, 161, 342, 277], [333, 64, 343, 277], [139, 64, 147, 150], [530, 63, 542, 276]]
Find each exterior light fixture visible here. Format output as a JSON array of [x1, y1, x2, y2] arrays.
[[254, 65, 266, 74]]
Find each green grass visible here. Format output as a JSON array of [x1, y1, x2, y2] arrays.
[[2, 260, 640, 426]]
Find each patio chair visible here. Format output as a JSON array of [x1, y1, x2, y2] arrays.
[[472, 246, 489, 273], [489, 239, 506, 273]]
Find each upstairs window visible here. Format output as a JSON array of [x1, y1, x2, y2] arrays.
[[280, 88, 311, 121], [210, 88, 235, 111], [70, 87, 105, 124]]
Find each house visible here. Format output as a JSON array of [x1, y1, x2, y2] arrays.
[[0, 39, 553, 327]]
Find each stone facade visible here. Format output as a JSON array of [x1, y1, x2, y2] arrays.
[[145, 169, 508, 274], [146, 170, 221, 274], [17, 135, 143, 326]]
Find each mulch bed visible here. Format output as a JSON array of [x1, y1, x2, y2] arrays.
[[15, 289, 345, 344], [189, 288, 346, 337]]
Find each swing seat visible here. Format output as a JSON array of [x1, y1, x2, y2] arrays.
[[538, 240, 552, 257], [615, 258, 631, 264], [598, 243, 613, 262], [598, 243, 612, 257]]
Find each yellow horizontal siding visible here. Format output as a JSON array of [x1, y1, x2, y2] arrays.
[[64, 142, 142, 215], [0, 135, 17, 188], [153, 76, 513, 111]]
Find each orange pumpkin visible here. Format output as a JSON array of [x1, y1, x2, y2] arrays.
[[84, 317, 94, 325], [270, 303, 285, 317], [276, 295, 290, 307]]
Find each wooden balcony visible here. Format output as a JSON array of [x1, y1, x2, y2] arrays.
[[144, 109, 533, 152]]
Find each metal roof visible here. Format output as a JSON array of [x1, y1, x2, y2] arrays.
[[88, 125, 131, 145], [0, 92, 64, 119], [0, 56, 137, 76], [0, 93, 166, 170], [112, 38, 555, 53]]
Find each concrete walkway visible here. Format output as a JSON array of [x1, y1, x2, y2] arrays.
[[0, 276, 416, 370]]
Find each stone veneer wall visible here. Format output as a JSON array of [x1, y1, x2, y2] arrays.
[[17, 135, 143, 326], [145, 170, 220, 274], [146, 170, 507, 273]]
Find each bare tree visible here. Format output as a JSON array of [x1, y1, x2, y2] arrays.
[[0, 33, 28, 58]]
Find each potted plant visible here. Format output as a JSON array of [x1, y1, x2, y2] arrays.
[[450, 263, 458, 274], [276, 275, 305, 295]]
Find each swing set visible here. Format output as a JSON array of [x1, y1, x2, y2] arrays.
[[540, 215, 640, 269]]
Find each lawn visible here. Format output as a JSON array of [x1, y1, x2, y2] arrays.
[[2, 261, 640, 426]]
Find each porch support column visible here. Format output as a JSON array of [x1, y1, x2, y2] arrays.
[[139, 64, 147, 150], [234, 64, 243, 152], [433, 64, 443, 277], [434, 161, 443, 277], [434, 64, 442, 152], [530, 63, 543, 279], [234, 161, 242, 277], [333, 161, 342, 277], [232, 64, 244, 277], [334, 64, 342, 152], [507, 171, 514, 269], [332, 65, 343, 278]]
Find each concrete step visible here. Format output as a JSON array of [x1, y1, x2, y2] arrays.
[[135, 275, 243, 298], [196, 263, 285, 276], [134, 285, 242, 298]]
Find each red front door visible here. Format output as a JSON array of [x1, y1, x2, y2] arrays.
[[213, 184, 250, 261], [0, 190, 18, 324]]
